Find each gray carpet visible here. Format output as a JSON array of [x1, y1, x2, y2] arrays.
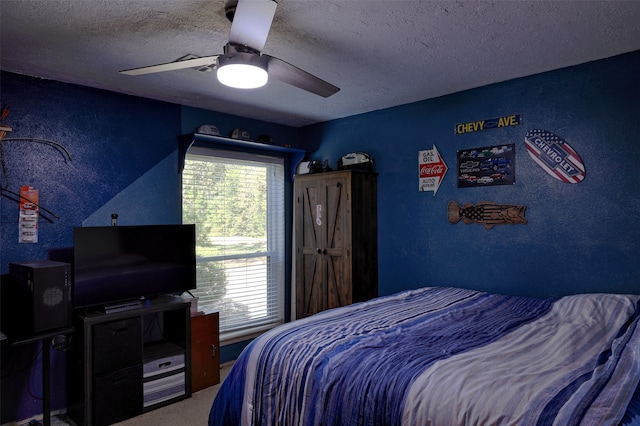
[[11, 364, 232, 426], [114, 363, 232, 426]]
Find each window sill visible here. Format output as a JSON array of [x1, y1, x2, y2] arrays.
[[219, 321, 284, 346]]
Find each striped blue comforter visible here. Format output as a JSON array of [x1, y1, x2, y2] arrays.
[[209, 287, 640, 425]]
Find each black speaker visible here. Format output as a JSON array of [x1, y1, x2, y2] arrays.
[[8, 260, 71, 336]]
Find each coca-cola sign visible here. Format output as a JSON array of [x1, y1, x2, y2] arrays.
[[420, 164, 445, 177], [418, 145, 448, 196]]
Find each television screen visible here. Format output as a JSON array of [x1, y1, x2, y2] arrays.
[[73, 224, 196, 310]]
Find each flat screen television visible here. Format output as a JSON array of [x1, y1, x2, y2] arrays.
[[73, 224, 196, 311]]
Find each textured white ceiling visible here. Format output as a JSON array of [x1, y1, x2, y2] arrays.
[[1, 0, 639, 127]]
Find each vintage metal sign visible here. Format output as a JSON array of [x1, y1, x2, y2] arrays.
[[524, 129, 586, 184], [457, 144, 515, 188], [19, 185, 39, 243], [454, 114, 522, 135], [419, 145, 448, 196]]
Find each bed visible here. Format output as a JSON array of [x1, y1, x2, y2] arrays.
[[209, 287, 640, 425]]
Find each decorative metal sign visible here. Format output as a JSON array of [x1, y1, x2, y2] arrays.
[[419, 145, 448, 196], [19, 185, 39, 243], [457, 144, 515, 188], [447, 200, 527, 230], [454, 114, 522, 135], [524, 129, 586, 184]]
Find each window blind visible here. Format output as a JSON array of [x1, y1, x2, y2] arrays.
[[182, 147, 285, 343]]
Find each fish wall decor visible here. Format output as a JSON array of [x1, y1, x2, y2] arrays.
[[448, 200, 527, 230]]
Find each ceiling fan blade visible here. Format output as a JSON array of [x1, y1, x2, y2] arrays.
[[266, 55, 340, 98], [229, 0, 277, 52], [119, 56, 219, 76]]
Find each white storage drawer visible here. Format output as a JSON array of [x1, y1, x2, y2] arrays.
[[143, 353, 185, 379], [143, 371, 185, 407]]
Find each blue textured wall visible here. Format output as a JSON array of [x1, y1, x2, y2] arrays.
[[0, 73, 182, 268], [302, 50, 640, 298], [0, 72, 298, 423], [0, 72, 182, 423]]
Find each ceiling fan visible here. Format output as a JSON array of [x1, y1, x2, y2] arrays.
[[119, 0, 339, 97]]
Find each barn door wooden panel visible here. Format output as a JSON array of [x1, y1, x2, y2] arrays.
[[296, 180, 325, 317], [323, 178, 349, 309]]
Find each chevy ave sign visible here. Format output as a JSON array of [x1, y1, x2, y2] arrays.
[[455, 114, 522, 135]]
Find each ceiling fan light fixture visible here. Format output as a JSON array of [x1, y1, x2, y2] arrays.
[[217, 53, 268, 89]]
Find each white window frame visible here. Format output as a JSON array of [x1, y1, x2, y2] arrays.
[[182, 147, 285, 344]]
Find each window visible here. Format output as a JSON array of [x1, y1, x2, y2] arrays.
[[182, 147, 285, 343]]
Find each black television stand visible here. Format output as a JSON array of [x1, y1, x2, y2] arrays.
[[67, 297, 191, 426]]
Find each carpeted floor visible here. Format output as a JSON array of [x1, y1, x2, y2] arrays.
[[11, 364, 232, 426], [114, 362, 232, 426]]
